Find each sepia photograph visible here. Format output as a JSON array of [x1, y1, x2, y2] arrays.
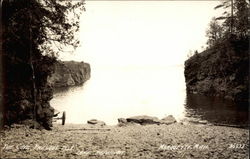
[[0, 0, 249, 158]]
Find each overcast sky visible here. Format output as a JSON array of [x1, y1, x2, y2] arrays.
[[60, 1, 221, 68]]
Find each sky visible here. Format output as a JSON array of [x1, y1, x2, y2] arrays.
[[60, 1, 221, 68]]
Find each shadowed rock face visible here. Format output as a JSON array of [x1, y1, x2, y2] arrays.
[[184, 39, 249, 102], [4, 81, 55, 130], [48, 61, 91, 88], [2, 59, 91, 130], [2, 55, 56, 130]]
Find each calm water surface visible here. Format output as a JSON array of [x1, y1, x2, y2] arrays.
[[50, 66, 248, 126], [185, 94, 248, 127]]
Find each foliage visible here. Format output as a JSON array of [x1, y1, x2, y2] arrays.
[[206, 0, 249, 48], [206, 18, 224, 47], [3, 0, 85, 61], [2, 0, 85, 127], [233, 0, 249, 37]]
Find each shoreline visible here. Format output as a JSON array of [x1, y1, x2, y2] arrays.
[[1, 123, 249, 158]]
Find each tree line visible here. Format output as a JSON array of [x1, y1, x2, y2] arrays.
[[206, 0, 249, 48]]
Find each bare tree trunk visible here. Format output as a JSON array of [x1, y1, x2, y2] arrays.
[[231, 0, 234, 34], [29, 11, 37, 122], [0, 0, 4, 129]]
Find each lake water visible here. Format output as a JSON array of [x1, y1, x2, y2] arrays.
[[50, 66, 248, 126]]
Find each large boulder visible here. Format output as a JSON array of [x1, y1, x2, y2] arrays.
[[126, 115, 161, 125], [159, 115, 176, 125]]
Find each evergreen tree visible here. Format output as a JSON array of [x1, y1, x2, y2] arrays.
[[206, 18, 224, 47], [214, 0, 249, 38]]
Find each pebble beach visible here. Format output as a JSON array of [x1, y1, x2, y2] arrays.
[[0, 122, 249, 159]]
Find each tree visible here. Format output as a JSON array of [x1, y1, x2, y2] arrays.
[[214, 0, 249, 38], [3, 0, 85, 58], [214, 0, 234, 34], [2, 0, 85, 128], [233, 0, 249, 37], [206, 18, 224, 47]]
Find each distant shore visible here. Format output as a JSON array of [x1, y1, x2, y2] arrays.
[[0, 123, 248, 159]]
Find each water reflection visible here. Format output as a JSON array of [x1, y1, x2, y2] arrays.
[[185, 93, 249, 127]]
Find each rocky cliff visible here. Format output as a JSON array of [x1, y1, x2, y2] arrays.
[[48, 61, 91, 88], [184, 38, 249, 102], [1, 59, 91, 130], [2, 56, 56, 130]]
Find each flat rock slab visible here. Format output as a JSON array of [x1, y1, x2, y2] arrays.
[[125, 115, 177, 125], [126, 115, 161, 125], [87, 119, 106, 126]]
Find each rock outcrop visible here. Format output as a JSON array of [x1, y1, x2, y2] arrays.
[[3, 56, 56, 130], [2, 58, 91, 130], [184, 38, 249, 102], [119, 115, 176, 126], [160, 115, 177, 125], [126, 115, 161, 125], [48, 60, 91, 88]]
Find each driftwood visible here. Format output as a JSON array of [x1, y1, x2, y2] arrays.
[[212, 123, 249, 129], [64, 128, 111, 131]]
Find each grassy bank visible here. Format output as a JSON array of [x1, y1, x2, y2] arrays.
[[0, 123, 248, 159]]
